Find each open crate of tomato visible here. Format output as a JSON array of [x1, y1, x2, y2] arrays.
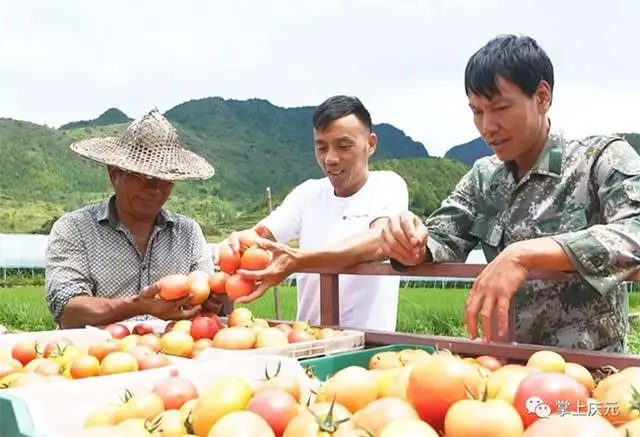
[[100, 307, 365, 363], [0, 327, 194, 391], [0, 354, 315, 437]]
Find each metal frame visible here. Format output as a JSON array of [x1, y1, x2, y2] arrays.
[[298, 262, 640, 370]]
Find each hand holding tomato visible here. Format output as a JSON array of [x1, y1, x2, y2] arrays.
[[464, 243, 530, 342], [134, 283, 201, 321], [234, 238, 300, 303], [380, 211, 429, 266], [201, 293, 229, 315]]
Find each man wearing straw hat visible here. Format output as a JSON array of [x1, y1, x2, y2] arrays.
[[45, 109, 228, 329]]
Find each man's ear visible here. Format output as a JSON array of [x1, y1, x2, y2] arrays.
[[367, 132, 378, 157]]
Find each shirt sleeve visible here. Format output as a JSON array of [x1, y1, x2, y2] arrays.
[[368, 171, 410, 225], [424, 168, 480, 262], [189, 220, 216, 274], [258, 180, 311, 244], [44, 215, 94, 324], [551, 138, 640, 295]]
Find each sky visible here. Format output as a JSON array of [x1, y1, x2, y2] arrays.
[[1, 0, 639, 157]]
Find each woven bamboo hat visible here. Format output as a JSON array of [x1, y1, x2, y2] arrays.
[[69, 108, 214, 181]]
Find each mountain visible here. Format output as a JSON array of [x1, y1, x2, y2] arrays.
[[444, 137, 490, 166], [0, 97, 462, 238], [58, 108, 132, 130]]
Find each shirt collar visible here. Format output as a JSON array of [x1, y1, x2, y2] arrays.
[[503, 121, 565, 179], [97, 195, 176, 228]]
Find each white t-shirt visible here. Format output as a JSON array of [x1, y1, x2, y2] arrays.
[[260, 170, 409, 331]]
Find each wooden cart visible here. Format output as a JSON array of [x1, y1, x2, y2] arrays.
[[293, 262, 640, 370]]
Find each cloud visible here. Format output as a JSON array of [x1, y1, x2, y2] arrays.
[[0, 0, 638, 156]]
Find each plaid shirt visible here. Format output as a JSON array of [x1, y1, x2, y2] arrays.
[[45, 196, 221, 324]]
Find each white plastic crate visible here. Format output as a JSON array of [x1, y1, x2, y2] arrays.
[[2, 355, 315, 437], [196, 329, 365, 361], [104, 319, 365, 360]]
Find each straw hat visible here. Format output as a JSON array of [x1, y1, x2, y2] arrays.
[[69, 108, 214, 181]]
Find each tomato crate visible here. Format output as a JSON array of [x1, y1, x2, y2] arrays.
[[300, 344, 436, 380], [0, 354, 315, 437], [112, 318, 366, 361]]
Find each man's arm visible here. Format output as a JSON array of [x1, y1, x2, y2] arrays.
[[45, 216, 143, 328], [294, 171, 410, 269], [521, 138, 640, 295], [294, 219, 389, 270], [422, 168, 482, 263]]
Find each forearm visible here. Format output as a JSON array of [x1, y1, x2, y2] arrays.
[[296, 227, 386, 270], [59, 295, 143, 329], [509, 237, 575, 271]]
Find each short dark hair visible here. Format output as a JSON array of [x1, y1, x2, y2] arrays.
[[312, 95, 373, 132], [464, 34, 554, 100]]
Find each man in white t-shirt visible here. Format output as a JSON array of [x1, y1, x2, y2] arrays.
[[225, 95, 409, 331]]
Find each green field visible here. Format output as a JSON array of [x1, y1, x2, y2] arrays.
[[2, 285, 640, 354]]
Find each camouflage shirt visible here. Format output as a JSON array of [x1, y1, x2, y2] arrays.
[[425, 130, 640, 352]]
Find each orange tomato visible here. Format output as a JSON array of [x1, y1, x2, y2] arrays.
[[209, 271, 229, 294], [70, 355, 100, 379], [218, 244, 241, 274], [157, 274, 191, 301], [240, 247, 271, 271], [187, 270, 211, 305], [226, 274, 255, 301], [238, 229, 260, 250]]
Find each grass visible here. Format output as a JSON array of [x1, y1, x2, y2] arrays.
[[2, 285, 640, 354]]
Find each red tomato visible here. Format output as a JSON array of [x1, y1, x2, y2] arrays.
[[406, 355, 485, 432], [246, 389, 298, 436], [218, 244, 242, 274], [157, 274, 191, 301], [444, 398, 524, 436], [190, 315, 221, 340], [11, 340, 38, 365], [209, 271, 229, 294], [513, 371, 590, 428], [240, 247, 271, 270], [225, 274, 255, 300]]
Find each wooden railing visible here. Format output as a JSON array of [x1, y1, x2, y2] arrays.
[[295, 262, 640, 369]]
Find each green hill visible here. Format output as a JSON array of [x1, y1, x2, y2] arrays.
[[1, 97, 467, 238]]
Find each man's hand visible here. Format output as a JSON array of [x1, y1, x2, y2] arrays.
[[134, 283, 201, 321], [234, 238, 300, 303], [380, 211, 429, 266], [201, 293, 226, 315], [464, 244, 531, 342]]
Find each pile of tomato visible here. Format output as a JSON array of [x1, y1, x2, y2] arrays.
[[67, 344, 640, 437]]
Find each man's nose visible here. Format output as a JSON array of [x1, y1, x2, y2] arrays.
[[481, 113, 499, 137], [324, 148, 339, 165]]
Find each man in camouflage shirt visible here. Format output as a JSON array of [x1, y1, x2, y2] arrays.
[[379, 34, 640, 352]]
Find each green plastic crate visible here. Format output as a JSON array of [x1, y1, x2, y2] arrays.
[[301, 344, 435, 380], [0, 392, 48, 437]]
